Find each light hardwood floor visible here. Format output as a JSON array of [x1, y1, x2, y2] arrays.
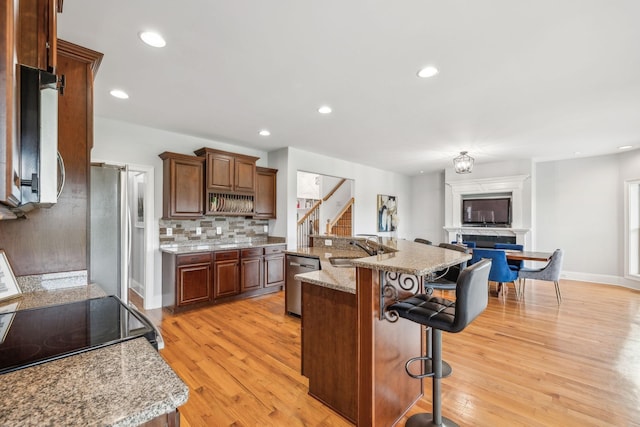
[[150, 280, 640, 427]]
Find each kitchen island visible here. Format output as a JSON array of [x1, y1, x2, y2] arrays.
[[0, 275, 188, 427], [290, 237, 470, 426]]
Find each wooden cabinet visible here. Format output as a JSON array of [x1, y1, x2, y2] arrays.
[[213, 250, 240, 298], [18, 0, 60, 72], [194, 147, 259, 215], [0, 0, 21, 208], [163, 244, 285, 311], [176, 253, 212, 306], [159, 152, 204, 219], [195, 147, 258, 194], [254, 167, 277, 219], [264, 245, 285, 288], [0, 41, 102, 276], [162, 252, 212, 309], [240, 247, 263, 292]]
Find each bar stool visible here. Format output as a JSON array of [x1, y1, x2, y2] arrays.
[[388, 259, 491, 427]]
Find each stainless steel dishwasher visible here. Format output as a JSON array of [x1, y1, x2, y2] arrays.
[[285, 255, 320, 316]]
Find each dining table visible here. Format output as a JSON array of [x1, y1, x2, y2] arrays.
[[503, 250, 553, 262]]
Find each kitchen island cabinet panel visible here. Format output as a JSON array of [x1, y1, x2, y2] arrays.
[[301, 281, 357, 423]]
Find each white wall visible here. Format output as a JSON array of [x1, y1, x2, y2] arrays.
[[282, 147, 412, 248], [409, 171, 446, 243], [535, 149, 640, 289]]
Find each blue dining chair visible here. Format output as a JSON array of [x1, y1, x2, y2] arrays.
[[494, 243, 524, 271], [471, 248, 519, 299]]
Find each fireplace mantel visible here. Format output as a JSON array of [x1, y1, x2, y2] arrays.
[[445, 174, 531, 247]]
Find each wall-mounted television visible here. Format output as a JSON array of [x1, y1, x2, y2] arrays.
[[462, 197, 511, 226]]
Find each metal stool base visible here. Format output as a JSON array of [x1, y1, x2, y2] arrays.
[[406, 412, 460, 427]]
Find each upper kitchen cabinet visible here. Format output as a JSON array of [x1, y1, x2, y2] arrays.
[[0, 40, 103, 276], [254, 167, 277, 219], [0, 0, 21, 209], [194, 147, 258, 193], [159, 152, 204, 219], [18, 0, 61, 72]]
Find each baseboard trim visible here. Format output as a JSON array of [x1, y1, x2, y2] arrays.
[[561, 271, 640, 291]]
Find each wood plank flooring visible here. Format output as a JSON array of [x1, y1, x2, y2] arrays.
[[151, 280, 640, 426]]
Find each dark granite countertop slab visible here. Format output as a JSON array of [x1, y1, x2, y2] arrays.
[[0, 283, 189, 426]]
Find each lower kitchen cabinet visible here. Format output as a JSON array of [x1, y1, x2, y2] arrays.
[[163, 244, 286, 311], [214, 250, 240, 298], [162, 252, 212, 310], [264, 245, 286, 288], [241, 247, 263, 292]]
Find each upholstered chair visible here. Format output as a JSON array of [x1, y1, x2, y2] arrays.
[[518, 249, 564, 304], [471, 248, 519, 299]]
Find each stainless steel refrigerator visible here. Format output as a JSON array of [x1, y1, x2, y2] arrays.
[[90, 164, 130, 303]]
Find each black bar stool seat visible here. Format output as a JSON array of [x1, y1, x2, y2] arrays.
[[388, 258, 492, 427]]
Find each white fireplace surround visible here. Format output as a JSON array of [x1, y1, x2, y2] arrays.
[[444, 175, 531, 247]]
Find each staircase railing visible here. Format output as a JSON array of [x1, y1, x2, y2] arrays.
[[297, 200, 322, 248], [326, 197, 354, 236]]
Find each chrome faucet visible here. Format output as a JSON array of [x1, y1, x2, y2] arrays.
[[350, 234, 383, 256]]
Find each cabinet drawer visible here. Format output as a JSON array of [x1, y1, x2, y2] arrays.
[[241, 247, 264, 258], [264, 245, 285, 255], [214, 250, 240, 261], [177, 253, 211, 266]]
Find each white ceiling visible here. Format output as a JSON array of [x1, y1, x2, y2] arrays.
[[57, 0, 640, 175]]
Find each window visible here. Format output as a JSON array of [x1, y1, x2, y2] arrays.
[[626, 180, 640, 279]]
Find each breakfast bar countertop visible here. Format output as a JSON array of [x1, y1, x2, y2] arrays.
[[286, 238, 471, 293], [0, 277, 189, 427]]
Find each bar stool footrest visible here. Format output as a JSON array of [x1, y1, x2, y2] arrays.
[[405, 356, 452, 379]]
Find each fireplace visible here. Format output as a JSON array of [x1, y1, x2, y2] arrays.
[[444, 174, 531, 247]]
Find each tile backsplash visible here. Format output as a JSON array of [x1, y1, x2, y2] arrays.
[[159, 217, 269, 245]]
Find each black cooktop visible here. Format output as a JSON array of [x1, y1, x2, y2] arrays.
[[0, 296, 156, 374]]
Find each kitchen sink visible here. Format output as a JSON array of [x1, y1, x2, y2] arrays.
[[328, 257, 356, 268]]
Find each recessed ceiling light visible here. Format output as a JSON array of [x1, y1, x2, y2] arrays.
[[574, 151, 581, 155], [110, 89, 129, 99], [618, 145, 633, 150], [139, 31, 166, 48], [259, 129, 271, 136], [318, 106, 332, 114], [417, 66, 439, 78]]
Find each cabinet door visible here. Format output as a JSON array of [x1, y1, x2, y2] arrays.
[[214, 251, 240, 298], [241, 256, 263, 292], [254, 167, 277, 219], [177, 261, 212, 306], [18, 0, 58, 72], [234, 157, 256, 193], [206, 152, 234, 192], [264, 253, 285, 288], [0, 0, 21, 207], [160, 152, 204, 219]]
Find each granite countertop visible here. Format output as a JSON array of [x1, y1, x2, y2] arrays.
[[160, 236, 286, 254], [285, 247, 367, 294], [287, 239, 471, 293], [0, 278, 189, 426]]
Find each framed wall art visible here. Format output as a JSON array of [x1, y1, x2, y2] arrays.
[[0, 250, 21, 303], [377, 194, 398, 232]]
